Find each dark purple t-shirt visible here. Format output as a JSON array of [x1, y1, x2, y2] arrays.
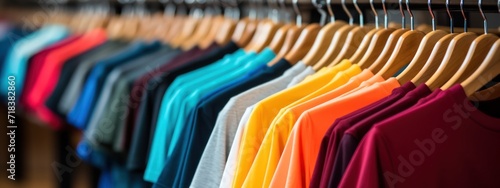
[[309, 82, 416, 188], [329, 84, 432, 187], [339, 84, 500, 188]]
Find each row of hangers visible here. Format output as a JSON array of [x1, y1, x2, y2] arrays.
[[44, 0, 500, 99]]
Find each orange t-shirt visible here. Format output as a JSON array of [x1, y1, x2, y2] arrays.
[[270, 78, 401, 188], [242, 69, 376, 188]]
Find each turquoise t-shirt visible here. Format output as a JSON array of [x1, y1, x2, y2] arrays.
[[144, 48, 276, 182], [0, 25, 69, 96]]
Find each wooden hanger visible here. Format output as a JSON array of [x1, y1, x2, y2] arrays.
[[198, 16, 224, 48], [441, 33, 498, 90], [348, 28, 378, 64], [267, 25, 302, 65], [369, 0, 419, 75], [171, 14, 201, 47], [366, 27, 409, 72], [181, 16, 214, 50], [376, 28, 425, 79], [424, 32, 477, 90], [165, 15, 187, 44], [283, 23, 321, 65], [268, 24, 292, 54], [461, 39, 500, 96], [311, 24, 355, 70], [232, 17, 257, 47], [210, 17, 236, 47], [396, 30, 447, 84], [329, 25, 373, 66], [410, 33, 457, 85], [300, 0, 347, 66], [244, 19, 282, 52], [328, 0, 375, 66], [442, 1, 500, 90]]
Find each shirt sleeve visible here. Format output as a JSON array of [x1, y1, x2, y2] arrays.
[[339, 127, 393, 188]]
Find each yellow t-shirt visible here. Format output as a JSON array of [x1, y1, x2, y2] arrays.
[[242, 69, 375, 188], [231, 61, 352, 188]]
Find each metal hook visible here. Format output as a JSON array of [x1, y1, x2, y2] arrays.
[[326, 0, 335, 22], [406, 0, 414, 30], [428, 0, 436, 31], [354, 0, 364, 27], [278, 0, 289, 23], [382, 0, 388, 29], [293, 0, 302, 26], [446, 0, 453, 33], [461, 0, 467, 32], [399, 0, 406, 29], [312, 0, 327, 26], [479, 0, 488, 34], [370, 0, 379, 29], [342, 0, 353, 25]]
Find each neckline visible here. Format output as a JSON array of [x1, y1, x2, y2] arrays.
[[449, 84, 500, 132]]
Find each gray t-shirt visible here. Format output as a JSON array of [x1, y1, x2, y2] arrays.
[[190, 62, 307, 188], [84, 46, 180, 150], [57, 40, 131, 115], [287, 63, 315, 87]]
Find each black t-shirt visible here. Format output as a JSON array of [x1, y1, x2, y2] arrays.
[[126, 41, 240, 171], [45, 40, 129, 116]]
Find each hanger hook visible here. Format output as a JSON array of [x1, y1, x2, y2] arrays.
[[460, 0, 467, 32], [406, 0, 414, 30], [370, 0, 379, 29], [354, 0, 364, 27], [293, 0, 302, 26], [399, 0, 406, 29], [326, 0, 335, 22], [428, 0, 436, 31], [479, 0, 488, 34], [446, 0, 453, 33], [278, 0, 289, 23], [312, 0, 327, 26], [382, 0, 388, 28], [342, 0, 353, 25]]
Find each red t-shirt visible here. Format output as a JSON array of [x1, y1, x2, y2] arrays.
[[21, 35, 81, 106], [340, 84, 500, 188], [24, 29, 107, 129]]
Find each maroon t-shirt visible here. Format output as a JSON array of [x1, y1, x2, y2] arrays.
[[310, 82, 415, 188], [340, 84, 500, 188], [121, 43, 219, 150], [329, 84, 431, 187]]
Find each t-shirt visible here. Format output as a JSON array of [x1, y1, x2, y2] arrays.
[[0, 26, 31, 84], [194, 62, 307, 188], [124, 44, 218, 160], [144, 49, 252, 183], [67, 41, 162, 129], [339, 84, 500, 188], [131, 42, 239, 175], [231, 61, 352, 188], [85, 46, 177, 150], [154, 58, 290, 188], [0, 25, 69, 97], [21, 36, 81, 106], [317, 82, 418, 188], [45, 40, 128, 117], [242, 63, 363, 188], [287, 61, 315, 87], [23, 29, 107, 129], [56, 40, 131, 116], [244, 65, 373, 187], [270, 78, 400, 188]]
